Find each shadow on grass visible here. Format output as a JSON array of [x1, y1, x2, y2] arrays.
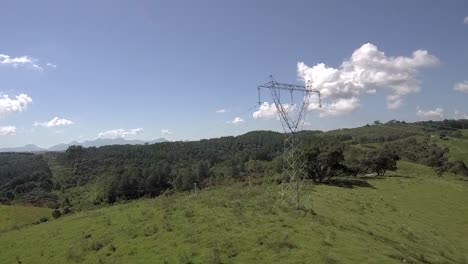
[[324, 178, 375, 189], [359, 174, 412, 180]]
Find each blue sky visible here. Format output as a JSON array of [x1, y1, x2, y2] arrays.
[[0, 0, 467, 148]]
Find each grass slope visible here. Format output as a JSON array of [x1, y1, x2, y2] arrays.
[[0, 162, 467, 264], [0, 205, 51, 233], [431, 130, 468, 164]]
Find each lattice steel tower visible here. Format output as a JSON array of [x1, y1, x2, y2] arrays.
[[258, 76, 321, 208]]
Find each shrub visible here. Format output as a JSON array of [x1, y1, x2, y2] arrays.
[[447, 161, 468, 176], [63, 206, 71, 215], [52, 209, 62, 219], [35, 217, 49, 224]]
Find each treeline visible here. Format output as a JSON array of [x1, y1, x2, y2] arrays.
[[413, 119, 468, 138], [58, 131, 285, 204]]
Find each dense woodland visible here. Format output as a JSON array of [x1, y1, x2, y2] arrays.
[[1, 120, 467, 210]]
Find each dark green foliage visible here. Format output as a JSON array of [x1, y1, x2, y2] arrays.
[[388, 138, 449, 175], [63, 206, 71, 215], [52, 209, 62, 219], [303, 138, 346, 183], [1, 123, 467, 208], [364, 147, 400, 176], [0, 153, 57, 207], [447, 161, 468, 176], [91, 131, 284, 202], [414, 119, 468, 132]]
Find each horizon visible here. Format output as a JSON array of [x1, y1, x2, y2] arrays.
[[1, 0, 468, 148], [2, 117, 463, 149]]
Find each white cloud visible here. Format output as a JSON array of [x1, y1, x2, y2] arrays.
[[416, 107, 444, 120], [0, 126, 16, 136], [46, 62, 57, 68], [454, 110, 468, 119], [98, 128, 143, 139], [297, 43, 439, 115], [464, 16, 468, 24], [309, 97, 360, 117], [454, 81, 468, 93], [227, 117, 244, 124], [253, 102, 296, 119], [0, 94, 33, 118], [161, 129, 172, 135], [216, 109, 226, 113], [0, 54, 42, 70], [34, 117, 74, 128]]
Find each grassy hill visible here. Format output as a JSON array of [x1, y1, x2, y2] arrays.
[[0, 205, 51, 233], [1, 161, 467, 264], [431, 129, 468, 164]]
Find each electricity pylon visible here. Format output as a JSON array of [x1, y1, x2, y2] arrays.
[[258, 76, 321, 209]]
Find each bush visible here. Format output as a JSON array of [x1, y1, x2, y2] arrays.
[[63, 206, 72, 215], [447, 161, 468, 176], [52, 209, 62, 219]]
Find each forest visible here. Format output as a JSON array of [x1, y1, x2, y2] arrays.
[[1, 120, 467, 211]]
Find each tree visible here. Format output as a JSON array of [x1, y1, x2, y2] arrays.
[[365, 147, 400, 176], [304, 146, 346, 183], [343, 147, 367, 176]]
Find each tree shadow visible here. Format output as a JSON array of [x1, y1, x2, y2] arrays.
[[358, 174, 412, 180], [324, 178, 375, 189]]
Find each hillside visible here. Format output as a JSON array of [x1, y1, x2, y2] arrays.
[[431, 129, 468, 164], [0, 162, 467, 264], [2, 122, 468, 210], [0, 205, 51, 233]]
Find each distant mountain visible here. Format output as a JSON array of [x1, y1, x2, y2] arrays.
[[0, 138, 168, 153], [47, 141, 80, 151], [48, 138, 168, 151], [0, 144, 46, 153]]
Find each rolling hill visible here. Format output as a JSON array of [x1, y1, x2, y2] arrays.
[[0, 162, 466, 263], [0, 120, 467, 263]]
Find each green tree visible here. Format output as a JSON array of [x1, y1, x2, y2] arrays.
[[304, 146, 346, 183], [365, 147, 400, 176]]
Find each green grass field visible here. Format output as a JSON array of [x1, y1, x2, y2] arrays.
[[0, 161, 467, 264], [431, 130, 468, 164], [0, 205, 51, 233]]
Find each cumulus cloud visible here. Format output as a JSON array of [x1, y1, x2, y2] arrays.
[[0, 94, 33, 118], [0, 54, 42, 70], [454, 81, 468, 93], [161, 129, 172, 135], [253, 102, 296, 119], [297, 43, 439, 115], [98, 128, 143, 139], [464, 16, 468, 24], [227, 117, 244, 124], [309, 97, 360, 117], [34, 117, 74, 128], [416, 107, 444, 120], [216, 109, 226, 113], [0, 126, 16, 136]]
